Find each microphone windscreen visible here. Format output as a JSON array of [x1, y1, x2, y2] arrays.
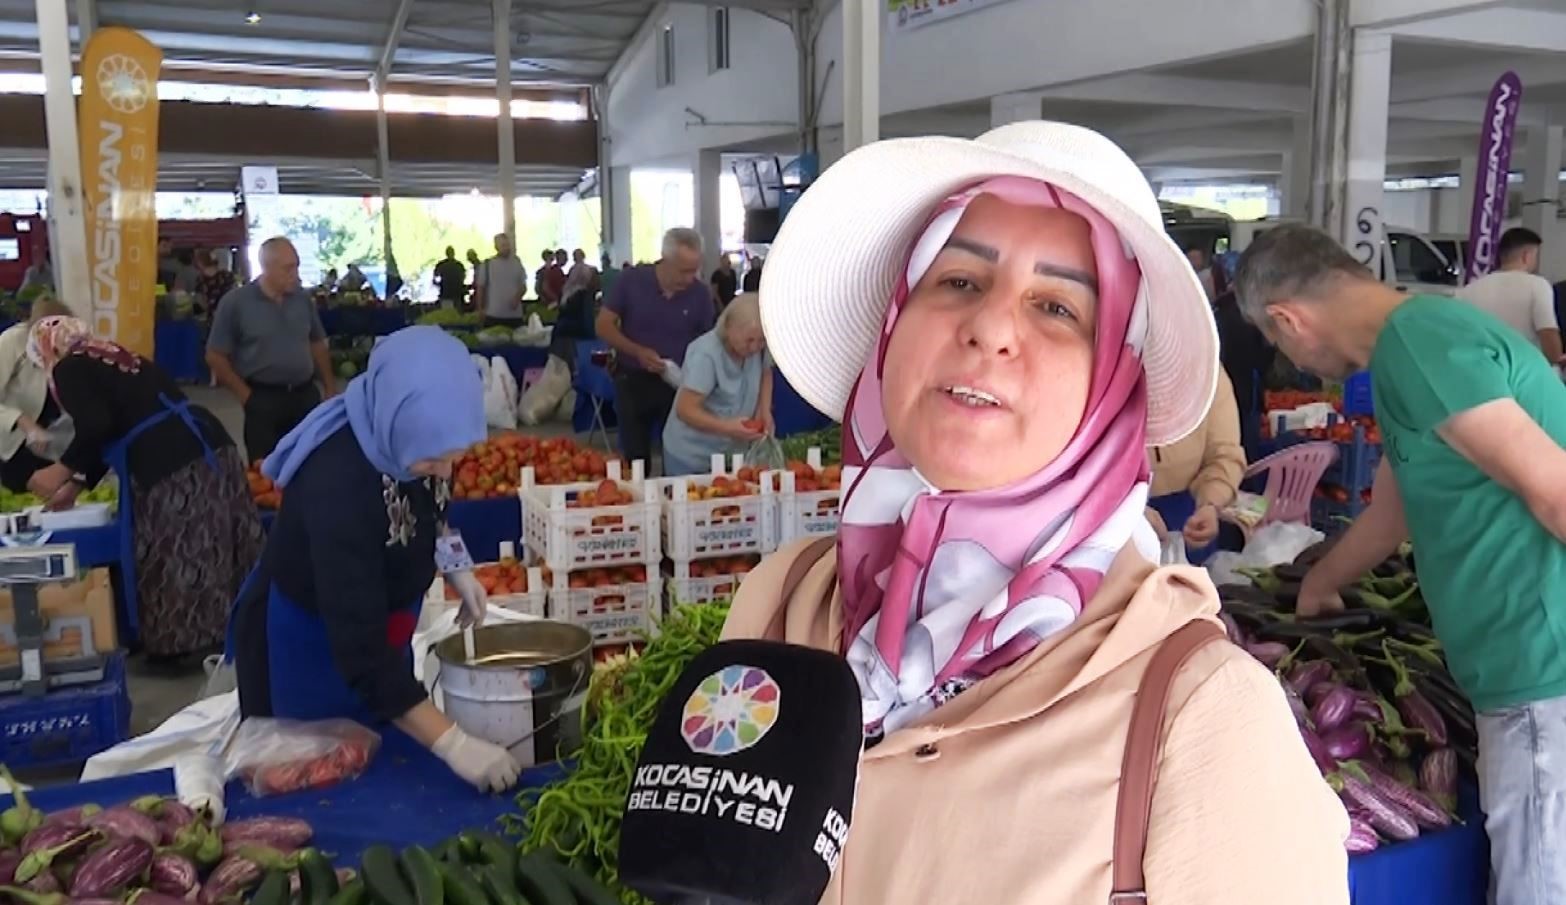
[[619, 640, 862, 905]]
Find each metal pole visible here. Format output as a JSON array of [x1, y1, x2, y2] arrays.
[[592, 83, 613, 258], [374, 78, 394, 278], [494, 0, 517, 241], [842, 0, 879, 152], [36, 0, 91, 319]]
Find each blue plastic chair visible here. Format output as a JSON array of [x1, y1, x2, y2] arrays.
[[573, 342, 617, 450]]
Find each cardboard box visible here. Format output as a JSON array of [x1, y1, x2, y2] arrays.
[[0, 568, 117, 665]]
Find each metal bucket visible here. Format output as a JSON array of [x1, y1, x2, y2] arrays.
[[433, 621, 592, 768]]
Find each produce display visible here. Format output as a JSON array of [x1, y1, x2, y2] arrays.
[[778, 428, 840, 466], [671, 556, 756, 580], [0, 774, 327, 905], [415, 310, 481, 329], [455, 436, 620, 500], [0, 480, 118, 514], [513, 602, 730, 901], [356, 832, 618, 905], [541, 565, 649, 591], [1219, 542, 1475, 853], [765, 460, 842, 493], [568, 481, 634, 509], [247, 462, 282, 511]]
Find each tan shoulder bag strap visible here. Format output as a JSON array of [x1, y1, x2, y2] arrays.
[[1109, 620, 1226, 904], [763, 536, 837, 640]]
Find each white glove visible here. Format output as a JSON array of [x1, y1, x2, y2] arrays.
[[432, 725, 521, 793], [446, 569, 488, 628]]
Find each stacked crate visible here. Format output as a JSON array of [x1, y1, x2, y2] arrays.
[[660, 455, 778, 608], [768, 447, 844, 544], [517, 460, 662, 646]]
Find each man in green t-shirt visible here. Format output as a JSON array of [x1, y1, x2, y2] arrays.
[[1234, 224, 1566, 905]]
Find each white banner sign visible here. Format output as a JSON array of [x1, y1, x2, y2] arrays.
[[889, 0, 1013, 31], [240, 165, 279, 195]]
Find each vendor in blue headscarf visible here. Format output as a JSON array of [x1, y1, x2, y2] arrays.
[[230, 327, 522, 793]]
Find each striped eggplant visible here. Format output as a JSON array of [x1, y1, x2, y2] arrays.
[[1306, 681, 1338, 707], [39, 805, 100, 829], [1245, 641, 1290, 668], [69, 837, 153, 898], [1310, 685, 1358, 731], [15, 826, 99, 883], [1345, 817, 1380, 854], [1298, 727, 1338, 774], [1396, 689, 1449, 747], [1336, 773, 1419, 841], [87, 807, 161, 847], [133, 892, 199, 905], [149, 852, 199, 898], [1357, 762, 1451, 830], [1219, 612, 1245, 646], [1421, 748, 1459, 811], [1351, 692, 1385, 723], [0, 849, 21, 885], [1322, 722, 1371, 761], [198, 855, 262, 905], [1287, 660, 1333, 696], [1283, 684, 1309, 725], [218, 818, 312, 851]]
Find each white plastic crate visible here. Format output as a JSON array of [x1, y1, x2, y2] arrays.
[[663, 556, 758, 607], [546, 569, 660, 646], [770, 448, 844, 543], [520, 460, 661, 571], [423, 558, 547, 620], [659, 454, 778, 561]]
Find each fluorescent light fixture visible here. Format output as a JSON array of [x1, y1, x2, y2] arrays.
[[244, 11, 262, 25]]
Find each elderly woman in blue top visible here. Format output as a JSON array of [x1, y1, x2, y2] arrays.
[[660, 293, 774, 476], [230, 327, 522, 793]]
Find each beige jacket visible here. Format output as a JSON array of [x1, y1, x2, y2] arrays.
[[0, 323, 49, 461], [1148, 368, 1245, 507], [724, 539, 1347, 905]]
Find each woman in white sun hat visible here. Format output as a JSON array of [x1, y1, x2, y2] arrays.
[[723, 121, 1348, 904]]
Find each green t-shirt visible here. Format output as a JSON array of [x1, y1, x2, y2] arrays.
[[1371, 295, 1566, 711]]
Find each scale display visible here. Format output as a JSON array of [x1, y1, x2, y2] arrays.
[[0, 547, 75, 582]]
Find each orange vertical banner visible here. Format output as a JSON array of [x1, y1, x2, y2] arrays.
[[78, 27, 161, 356]]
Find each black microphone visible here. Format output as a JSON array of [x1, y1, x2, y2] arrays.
[[618, 639, 863, 905]]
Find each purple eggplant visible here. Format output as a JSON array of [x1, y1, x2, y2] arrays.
[[132, 892, 198, 905], [1351, 692, 1385, 723], [22, 868, 60, 894], [1306, 681, 1338, 707], [1287, 660, 1333, 696], [1219, 612, 1244, 645], [14, 827, 99, 884], [71, 899, 121, 905], [198, 856, 262, 905], [1283, 684, 1309, 725], [69, 837, 153, 898], [149, 852, 198, 898], [1336, 774, 1419, 841], [1298, 726, 1338, 774], [1421, 748, 1459, 811], [1356, 761, 1451, 829], [0, 850, 21, 885], [86, 807, 161, 847], [1396, 690, 1449, 747], [1311, 684, 1358, 731], [218, 818, 311, 851], [1322, 722, 1372, 761], [39, 805, 100, 829], [1245, 641, 1290, 668], [1345, 817, 1381, 854]]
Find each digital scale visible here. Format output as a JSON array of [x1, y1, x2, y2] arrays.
[[0, 532, 105, 696]]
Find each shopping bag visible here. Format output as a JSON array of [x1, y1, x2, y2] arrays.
[[744, 434, 786, 472]]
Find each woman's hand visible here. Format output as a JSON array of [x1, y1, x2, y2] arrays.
[[1183, 504, 1220, 546], [46, 480, 81, 511], [432, 725, 522, 793], [724, 418, 765, 442], [446, 569, 489, 627], [757, 409, 776, 437]]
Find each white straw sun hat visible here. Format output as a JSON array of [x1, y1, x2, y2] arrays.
[[758, 120, 1218, 447]]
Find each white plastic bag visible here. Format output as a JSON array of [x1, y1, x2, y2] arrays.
[[553, 389, 577, 422], [518, 356, 572, 425], [484, 358, 518, 430], [1204, 521, 1325, 587], [81, 693, 242, 782], [471, 354, 491, 386], [1160, 533, 1188, 566]]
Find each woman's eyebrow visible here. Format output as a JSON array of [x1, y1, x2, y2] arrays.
[[944, 235, 1099, 294]]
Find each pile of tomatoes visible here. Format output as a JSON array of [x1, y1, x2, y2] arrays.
[[766, 460, 844, 493], [453, 434, 623, 501], [569, 479, 635, 508], [678, 555, 758, 579]]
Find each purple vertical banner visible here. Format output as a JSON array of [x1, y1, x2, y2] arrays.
[[1465, 71, 1524, 284]]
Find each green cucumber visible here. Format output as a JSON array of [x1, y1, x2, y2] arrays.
[[362, 845, 418, 905], [299, 849, 340, 905], [251, 870, 292, 905], [398, 847, 445, 905], [513, 854, 572, 905], [547, 860, 620, 905], [435, 863, 488, 905], [431, 839, 463, 865], [461, 832, 516, 875], [476, 864, 526, 905], [330, 878, 368, 905]]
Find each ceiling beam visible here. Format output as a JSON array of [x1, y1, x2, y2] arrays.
[[1375, 7, 1566, 55], [1351, 0, 1505, 28], [1390, 56, 1566, 104], [376, 0, 417, 83], [1032, 74, 1307, 113]]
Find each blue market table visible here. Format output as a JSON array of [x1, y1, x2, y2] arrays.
[[9, 731, 561, 866]]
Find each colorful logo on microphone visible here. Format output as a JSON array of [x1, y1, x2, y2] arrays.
[[681, 665, 780, 756]]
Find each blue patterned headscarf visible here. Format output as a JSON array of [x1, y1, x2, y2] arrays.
[[264, 326, 486, 486]]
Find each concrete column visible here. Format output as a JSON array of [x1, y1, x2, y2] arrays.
[[606, 166, 633, 267], [692, 149, 722, 275], [1339, 30, 1391, 277], [1521, 124, 1564, 282], [493, 0, 517, 240], [373, 79, 394, 276], [1282, 116, 1312, 219], [842, 0, 879, 152], [36, 0, 90, 321], [989, 94, 1041, 129], [1454, 155, 1478, 235]]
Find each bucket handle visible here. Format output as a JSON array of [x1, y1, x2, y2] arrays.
[[431, 657, 591, 753]]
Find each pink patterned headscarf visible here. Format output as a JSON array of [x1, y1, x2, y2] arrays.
[[838, 176, 1157, 736]]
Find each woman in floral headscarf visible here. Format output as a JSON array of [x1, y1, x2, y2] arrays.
[[27, 316, 262, 664], [722, 124, 1347, 904]]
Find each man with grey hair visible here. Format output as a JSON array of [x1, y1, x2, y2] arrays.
[[207, 236, 336, 459], [1234, 223, 1566, 905], [595, 227, 716, 468]]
